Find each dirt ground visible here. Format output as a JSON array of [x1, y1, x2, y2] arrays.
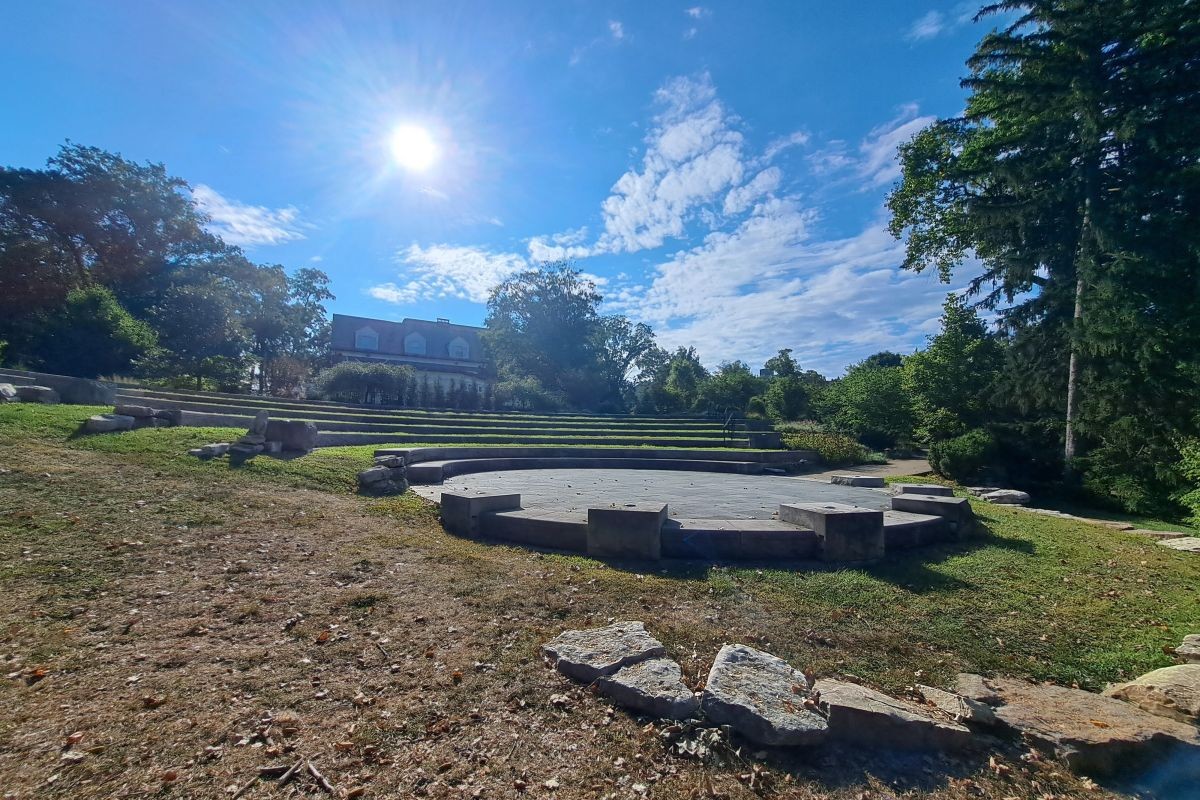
[[0, 441, 1148, 799]]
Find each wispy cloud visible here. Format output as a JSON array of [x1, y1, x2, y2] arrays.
[[570, 19, 627, 65], [191, 184, 305, 247], [685, 7, 710, 19], [906, 4, 977, 42], [906, 10, 946, 41], [762, 130, 810, 161], [370, 244, 527, 305], [804, 104, 934, 188]]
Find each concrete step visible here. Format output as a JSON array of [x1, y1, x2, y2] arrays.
[[883, 510, 950, 549], [319, 432, 747, 448], [115, 385, 733, 425], [113, 391, 732, 431]]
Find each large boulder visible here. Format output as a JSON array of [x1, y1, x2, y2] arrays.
[[1175, 634, 1200, 664], [55, 377, 115, 405], [700, 644, 828, 746], [1159, 537, 1200, 553], [988, 677, 1200, 775], [542, 621, 666, 683], [249, 410, 269, 436], [15, 385, 59, 404], [358, 464, 408, 495], [595, 658, 699, 720], [814, 679, 971, 750], [1104, 665, 1200, 724], [85, 414, 135, 433], [264, 419, 317, 453], [0, 383, 16, 402]]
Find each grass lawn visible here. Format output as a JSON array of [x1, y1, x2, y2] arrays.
[[2, 404, 1197, 799]]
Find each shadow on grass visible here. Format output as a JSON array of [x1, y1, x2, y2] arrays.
[[590, 517, 1035, 594]]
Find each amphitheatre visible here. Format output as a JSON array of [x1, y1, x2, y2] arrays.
[[2, 365, 1199, 800]]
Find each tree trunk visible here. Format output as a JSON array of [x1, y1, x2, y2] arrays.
[[1063, 272, 1085, 472]]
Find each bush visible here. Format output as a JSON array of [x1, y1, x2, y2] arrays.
[[928, 429, 996, 483], [315, 361, 414, 405], [1176, 439, 1200, 526], [30, 285, 157, 378], [495, 376, 566, 412], [781, 427, 872, 467]]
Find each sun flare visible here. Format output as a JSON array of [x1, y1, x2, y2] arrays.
[[389, 124, 439, 172]]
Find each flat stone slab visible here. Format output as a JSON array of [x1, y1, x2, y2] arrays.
[[980, 489, 1030, 505], [830, 475, 885, 488], [989, 677, 1200, 775], [916, 683, 997, 727], [1158, 537, 1200, 552], [1104, 665, 1200, 724], [86, 413, 135, 433], [701, 644, 828, 746], [893, 483, 953, 496], [1175, 634, 1200, 663], [1128, 529, 1190, 541], [815, 679, 972, 750], [595, 658, 699, 720], [542, 621, 666, 683]]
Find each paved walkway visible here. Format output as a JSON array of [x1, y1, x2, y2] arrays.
[[798, 458, 931, 482], [413, 468, 896, 519]]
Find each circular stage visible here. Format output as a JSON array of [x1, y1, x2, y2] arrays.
[[411, 468, 892, 519]]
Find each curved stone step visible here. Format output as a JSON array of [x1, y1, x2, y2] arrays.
[[409, 457, 776, 484]]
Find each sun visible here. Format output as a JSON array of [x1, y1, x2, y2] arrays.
[[389, 124, 439, 172]]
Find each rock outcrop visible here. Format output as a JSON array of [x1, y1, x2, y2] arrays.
[[814, 679, 972, 750], [542, 621, 667, 683], [1104, 665, 1200, 724], [700, 644, 828, 746], [595, 658, 699, 720]]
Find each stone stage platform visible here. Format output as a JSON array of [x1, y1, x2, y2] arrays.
[[411, 468, 892, 519]]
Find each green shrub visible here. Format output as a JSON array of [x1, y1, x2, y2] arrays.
[[1177, 438, 1200, 526], [781, 429, 871, 467], [315, 361, 414, 405], [928, 428, 996, 483]]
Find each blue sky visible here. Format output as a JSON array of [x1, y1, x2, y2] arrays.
[[1, 1, 992, 376]]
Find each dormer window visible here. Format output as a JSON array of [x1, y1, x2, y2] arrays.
[[404, 331, 427, 355], [355, 327, 379, 351], [448, 337, 469, 360]]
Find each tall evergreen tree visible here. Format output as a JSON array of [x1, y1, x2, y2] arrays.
[[888, 0, 1200, 498]]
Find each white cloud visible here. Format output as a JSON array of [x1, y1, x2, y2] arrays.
[[857, 104, 935, 186], [594, 73, 746, 254], [723, 167, 781, 215], [906, 10, 945, 41], [191, 184, 305, 247], [906, 5, 978, 42], [609, 199, 982, 375], [763, 130, 810, 161], [527, 227, 591, 263], [803, 105, 934, 188], [608, 20, 624, 40], [371, 244, 527, 305], [685, 7, 710, 18]]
